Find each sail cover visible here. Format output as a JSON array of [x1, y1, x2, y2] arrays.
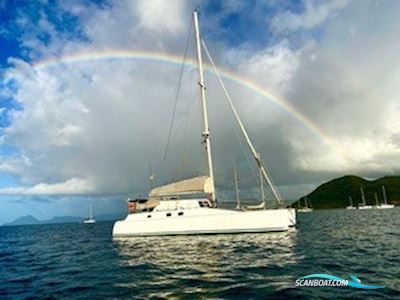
[[150, 176, 213, 197]]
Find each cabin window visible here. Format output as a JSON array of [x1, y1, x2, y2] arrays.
[[199, 201, 210, 208], [166, 213, 172, 217], [178, 212, 184, 216], [147, 215, 151, 218]]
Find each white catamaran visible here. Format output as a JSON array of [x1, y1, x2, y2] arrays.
[[112, 11, 296, 237]]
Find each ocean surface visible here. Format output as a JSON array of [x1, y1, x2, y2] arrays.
[[1, 208, 399, 299]]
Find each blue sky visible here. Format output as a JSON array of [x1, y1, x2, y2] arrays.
[[1, 0, 400, 224]]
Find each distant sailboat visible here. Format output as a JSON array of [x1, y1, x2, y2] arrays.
[[83, 203, 96, 224], [376, 186, 395, 209], [298, 195, 313, 212], [358, 187, 372, 209], [346, 196, 356, 209]]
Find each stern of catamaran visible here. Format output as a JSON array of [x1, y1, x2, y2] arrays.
[[288, 208, 297, 226]]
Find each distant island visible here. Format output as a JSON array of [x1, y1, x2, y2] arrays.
[[2, 213, 125, 227], [292, 175, 400, 209], [2, 215, 81, 226]]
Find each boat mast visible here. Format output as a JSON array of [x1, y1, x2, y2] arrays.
[[233, 164, 241, 209], [382, 186, 387, 205], [374, 193, 379, 206], [193, 11, 216, 205], [90, 203, 93, 219], [360, 187, 366, 205], [259, 167, 266, 207]]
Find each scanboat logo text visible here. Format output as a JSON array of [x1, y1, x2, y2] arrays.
[[295, 274, 384, 289]]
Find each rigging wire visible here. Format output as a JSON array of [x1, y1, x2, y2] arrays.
[[180, 85, 199, 178], [206, 75, 260, 190], [203, 52, 264, 202], [202, 39, 283, 205], [207, 90, 265, 203], [162, 19, 193, 161], [201, 49, 263, 200]]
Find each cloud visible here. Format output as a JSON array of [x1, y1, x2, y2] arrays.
[[60, 0, 190, 52], [231, 39, 307, 93], [0, 1, 203, 195], [271, 0, 348, 33], [134, 0, 186, 34], [278, 0, 400, 174], [0, 154, 31, 173], [1, 0, 400, 204], [0, 177, 95, 195]]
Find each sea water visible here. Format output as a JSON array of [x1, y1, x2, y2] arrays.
[[1, 208, 399, 299]]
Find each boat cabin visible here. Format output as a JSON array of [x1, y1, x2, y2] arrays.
[[127, 197, 212, 214], [128, 198, 159, 213]]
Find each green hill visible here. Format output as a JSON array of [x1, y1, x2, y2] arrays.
[[292, 175, 400, 209]]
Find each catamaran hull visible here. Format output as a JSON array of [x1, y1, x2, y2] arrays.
[[375, 204, 395, 209], [297, 208, 313, 212], [113, 208, 296, 237], [83, 220, 96, 224], [358, 205, 373, 210]]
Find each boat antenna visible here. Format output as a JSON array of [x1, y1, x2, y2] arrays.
[[193, 10, 217, 205], [233, 163, 241, 209], [148, 160, 154, 191], [201, 40, 283, 206]]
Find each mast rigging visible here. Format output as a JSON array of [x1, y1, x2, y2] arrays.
[[202, 40, 283, 207]]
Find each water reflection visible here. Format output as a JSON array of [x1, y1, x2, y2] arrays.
[[113, 229, 299, 296]]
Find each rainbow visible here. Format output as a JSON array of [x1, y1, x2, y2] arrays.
[[33, 49, 341, 154]]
